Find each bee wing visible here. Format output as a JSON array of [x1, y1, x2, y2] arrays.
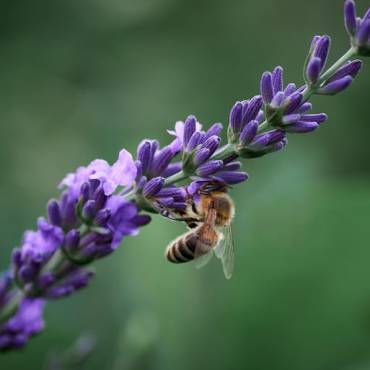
[[214, 224, 234, 279], [193, 206, 218, 269], [194, 250, 214, 269]]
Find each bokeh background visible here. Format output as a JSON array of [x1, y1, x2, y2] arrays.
[[0, 0, 370, 369]]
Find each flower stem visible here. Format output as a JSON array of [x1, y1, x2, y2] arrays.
[[0, 290, 23, 325]]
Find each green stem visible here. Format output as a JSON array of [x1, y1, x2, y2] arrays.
[[0, 290, 23, 325], [163, 170, 187, 186]]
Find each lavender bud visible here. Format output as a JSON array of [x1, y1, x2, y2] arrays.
[[297, 102, 312, 114], [344, 0, 357, 37], [47, 286, 74, 299], [156, 197, 174, 207], [283, 92, 303, 114], [306, 57, 321, 83], [241, 100, 249, 116], [260, 72, 273, 104], [94, 209, 111, 226], [194, 148, 211, 166], [183, 115, 197, 146], [307, 36, 321, 61], [256, 110, 265, 124], [143, 177, 165, 197], [317, 75, 353, 95], [38, 273, 55, 290], [18, 266, 35, 283], [284, 121, 319, 133], [229, 101, 243, 133], [132, 214, 151, 226], [313, 35, 331, 71], [239, 120, 258, 145], [151, 147, 174, 177], [196, 160, 223, 177], [282, 114, 301, 125], [12, 249, 22, 269], [137, 140, 151, 173], [300, 113, 328, 123], [270, 91, 285, 108], [272, 66, 284, 94], [241, 96, 263, 126], [65, 229, 80, 250], [269, 137, 288, 153], [201, 135, 221, 155], [135, 160, 143, 180], [327, 60, 362, 83], [82, 200, 97, 221], [162, 162, 182, 178], [148, 140, 158, 169], [249, 130, 285, 150], [205, 123, 223, 139], [156, 187, 186, 199], [136, 176, 147, 192], [47, 200, 62, 227], [284, 83, 296, 97], [215, 171, 249, 185], [222, 161, 242, 171], [93, 187, 107, 210], [186, 132, 202, 152], [356, 19, 370, 46]]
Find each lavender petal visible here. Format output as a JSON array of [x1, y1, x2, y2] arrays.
[[239, 120, 258, 145], [306, 57, 321, 83], [196, 160, 223, 177], [272, 66, 284, 94], [344, 0, 357, 37], [183, 115, 197, 146], [143, 177, 165, 198], [318, 76, 353, 95], [260, 72, 273, 104]]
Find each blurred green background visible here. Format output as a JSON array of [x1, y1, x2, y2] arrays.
[[0, 0, 370, 369]]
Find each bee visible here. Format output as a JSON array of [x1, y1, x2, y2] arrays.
[[165, 182, 235, 279]]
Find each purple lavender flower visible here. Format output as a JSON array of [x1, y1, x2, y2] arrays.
[[260, 66, 328, 134], [60, 149, 137, 198], [0, 0, 369, 352], [136, 140, 178, 179], [0, 298, 45, 350], [167, 119, 203, 154], [344, 0, 370, 56], [228, 96, 263, 142], [304, 35, 331, 84], [46, 270, 95, 299], [12, 218, 64, 288]]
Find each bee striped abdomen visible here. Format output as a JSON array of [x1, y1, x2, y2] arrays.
[[166, 232, 197, 264]]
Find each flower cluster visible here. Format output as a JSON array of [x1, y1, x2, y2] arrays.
[[344, 0, 370, 56], [0, 0, 369, 351], [0, 298, 45, 350]]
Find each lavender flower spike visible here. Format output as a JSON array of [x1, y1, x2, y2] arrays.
[[0, 0, 369, 351]]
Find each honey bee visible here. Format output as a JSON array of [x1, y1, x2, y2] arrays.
[[165, 183, 235, 279]]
